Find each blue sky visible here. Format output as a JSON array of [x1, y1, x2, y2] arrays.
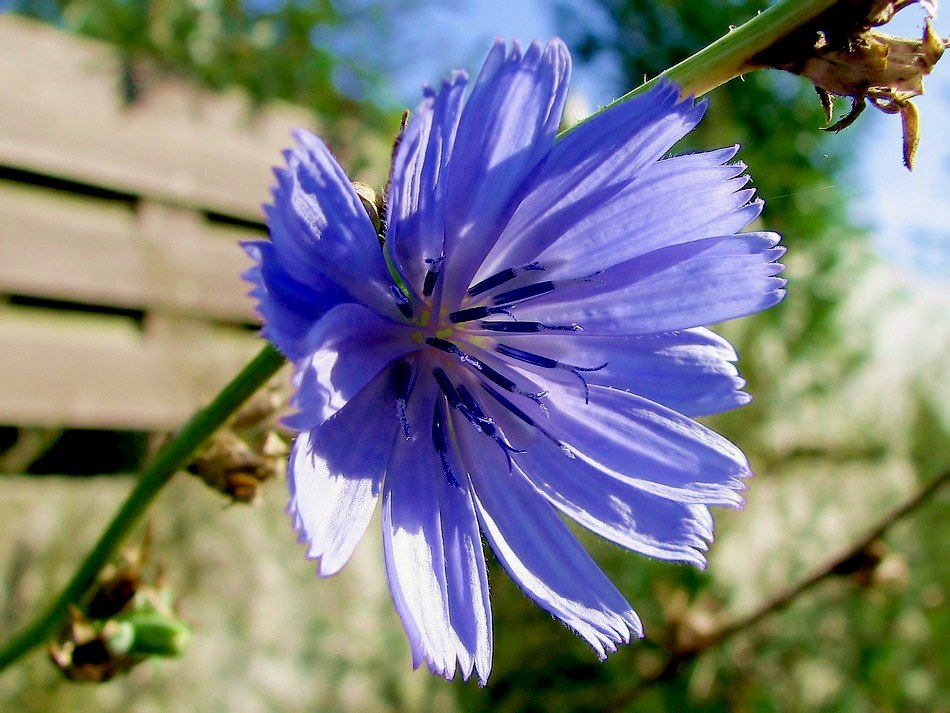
[[385, 0, 615, 105], [850, 8, 949, 288]]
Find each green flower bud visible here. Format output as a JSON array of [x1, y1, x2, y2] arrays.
[[114, 610, 191, 658]]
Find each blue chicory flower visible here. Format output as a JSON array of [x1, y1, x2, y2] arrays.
[[243, 37, 785, 684]]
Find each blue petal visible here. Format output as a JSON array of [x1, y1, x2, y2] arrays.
[[532, 383, 751, 506], [534, 150, 762, 279], [284, 303, 417, 431], [493, 327, 750, 417], [508, 232, 786, 335], [441, 38, 571, 306], [387, 72, 468, 298], [436, 430, 493, 684], [523, 454, 716, 568], [383, 378, 491, 682], [289, 367, 397, 576], [242, 240, 348, 361], [487, 401, 714, 566], [266, 130, 400, 319], [479, 80, 711, 278], [462, 423, 642, 657]]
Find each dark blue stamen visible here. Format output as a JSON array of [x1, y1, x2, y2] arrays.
[[425, 337, 479, 368], [481, 321, 583, 333], [436, 367, 494, 432], [449, 306, 502, 323], [422, 256, 443, 297], [457, 384, 497, 436], [422, 270, 439, 297], [495, 345, 608, 404], [490, 272, 603, 307], [433, 367, 462, 409], [495, 344, 559, 369], [481, 384, 535, 426], [481, 321, 542, 333], [567, 363, 608, 404], [492, 280, 556, 306], [432, 400, 461, 489], [426, 337, 546, 406], [574, 362, 609, 373], [456, 384, 488, 424], [467, 262, 545, 297], [482, 384, 575, 457], [459, 384, 527, 462], [390, 285, 414, 319], [392, 360, 413, 439], [436, 371, 484, 432]]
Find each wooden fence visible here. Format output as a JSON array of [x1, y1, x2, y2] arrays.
[[0, 15, 382, 433]]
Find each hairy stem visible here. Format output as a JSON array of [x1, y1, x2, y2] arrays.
[[0, 344, 286, 672], [561, 0, 838, 137]]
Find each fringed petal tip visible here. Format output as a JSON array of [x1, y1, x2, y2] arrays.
[[421, 70, 469, 103], [239, 240, 265, 292], [399, 606, 492, 687], [286, 499, 350, 579], [543, 36, 571, 78], [286, 488, 340, 578], [716, 463, 753, 510], [582, 609, 644, 661], [486, 36, 570, 65], [635, 78, 706, 132], [238, 240, 288, 358], [436, 69, 469, 94], [650, 76, 708, 116], [413, 648, 490, 687], [289, 126, 324, 153]]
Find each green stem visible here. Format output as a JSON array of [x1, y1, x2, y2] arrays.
[[561, 0, 838, 137], [0, 344, 285, 672]]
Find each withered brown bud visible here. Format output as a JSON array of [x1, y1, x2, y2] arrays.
[[187, 381, 290, 505], [49, 534, 190, 681], [753, 0, 948, 169], [49, 609, 139, 682], [188, 429, 288, 505]]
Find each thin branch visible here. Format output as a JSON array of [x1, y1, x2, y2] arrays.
[[612, 470, 949, 705]]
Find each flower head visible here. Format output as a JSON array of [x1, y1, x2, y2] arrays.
[[244, 38, 785, 684]]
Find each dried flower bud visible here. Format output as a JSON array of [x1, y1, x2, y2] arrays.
[[754, 0, 948, 169], [49, 535, 190, 681], [49, 609, 137, 682], [187, 382, 290, 504], [188, 429, 287, 504], [87, 527, 152, 619]]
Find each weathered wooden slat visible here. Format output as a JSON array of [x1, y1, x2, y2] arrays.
[[0, 15, 320, 221], [0, 180, 261, 322], [0, 306, 273, 430]]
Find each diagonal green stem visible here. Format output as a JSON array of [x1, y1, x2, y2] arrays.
[[0, 0, 847, 676], [0, 344, 286, 671], [560, 0, 838, 137]]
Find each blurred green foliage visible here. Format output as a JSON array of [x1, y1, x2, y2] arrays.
[[8, 0, 397, 129]]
